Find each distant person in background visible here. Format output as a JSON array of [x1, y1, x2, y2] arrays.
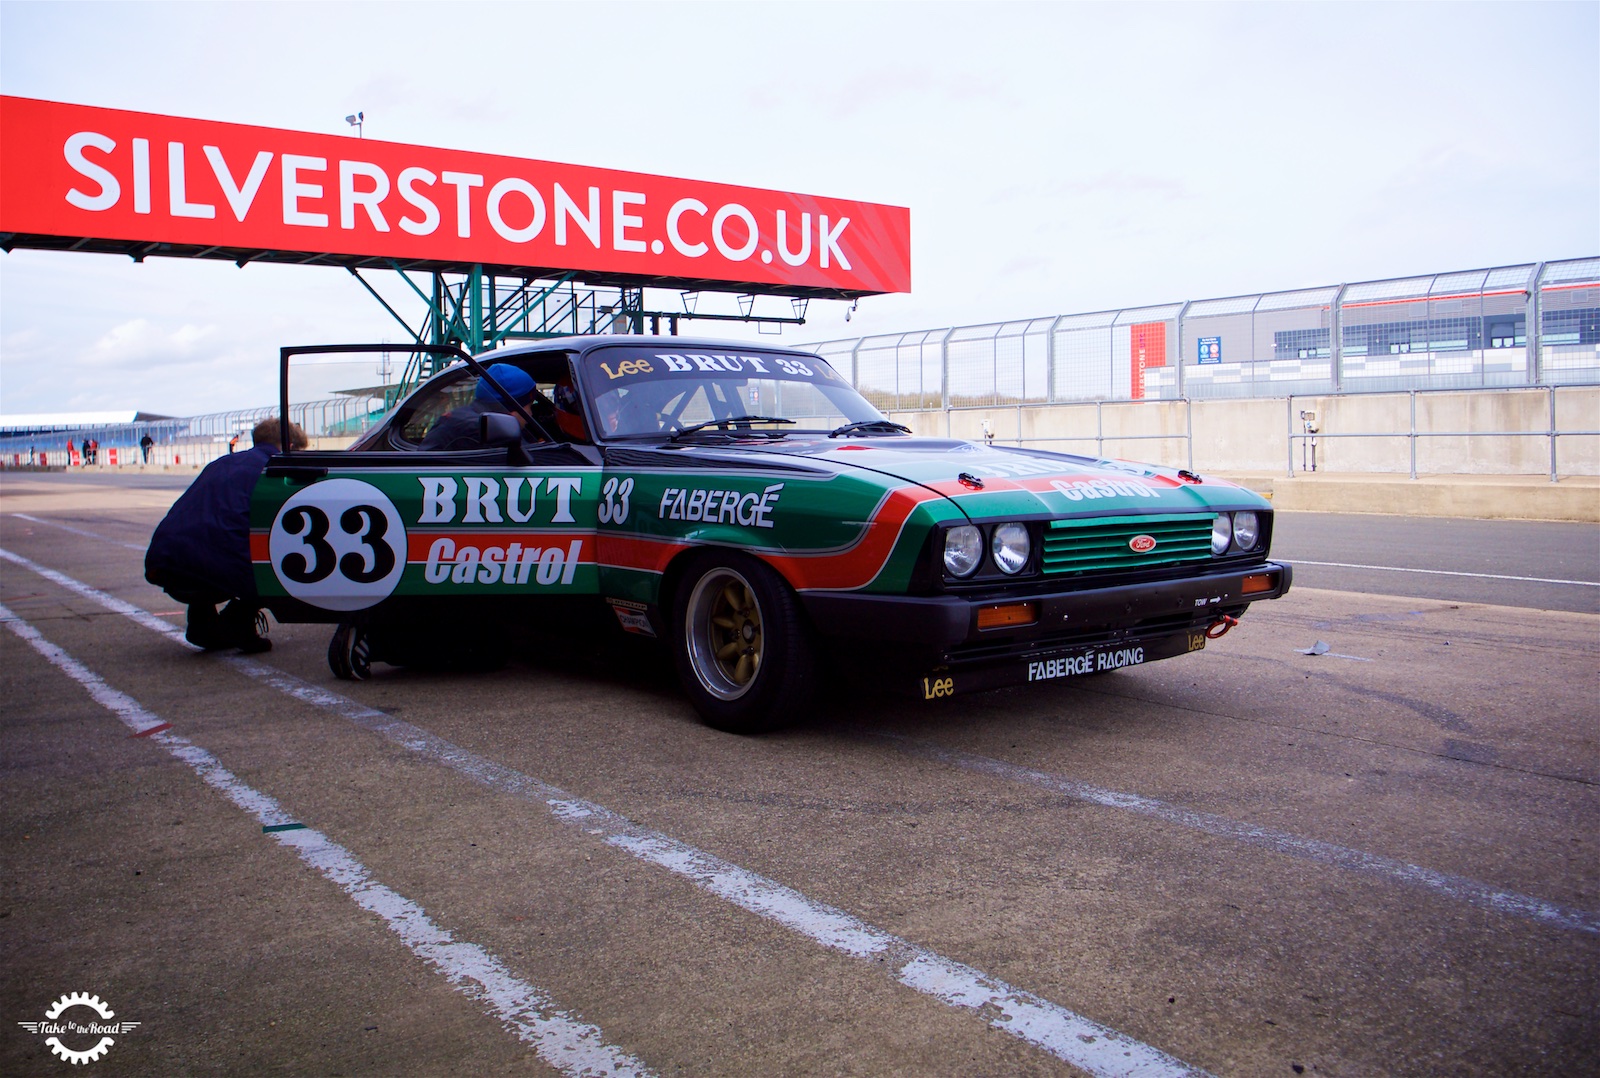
[[140, 433, 154, 463], [80, 438, 90, 465], [88, 438, 99, 464], [228, 433, 240, 454], [145, 418, 309, 652]]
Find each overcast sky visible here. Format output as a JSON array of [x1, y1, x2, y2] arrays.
[[2, 0, 1595, 416]]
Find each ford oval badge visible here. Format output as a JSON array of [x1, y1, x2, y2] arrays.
[[1129, 534, 1158, 553]]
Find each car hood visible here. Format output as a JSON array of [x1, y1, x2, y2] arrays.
[[650, 436, 1269, 519]]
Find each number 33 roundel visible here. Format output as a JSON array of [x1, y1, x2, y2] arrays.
[[269, 479, 408, 611]]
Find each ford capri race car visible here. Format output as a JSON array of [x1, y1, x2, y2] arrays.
[[253, 336, 1291, 733]]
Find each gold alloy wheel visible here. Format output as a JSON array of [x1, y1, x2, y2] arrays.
[[685, 567, 763, 700]]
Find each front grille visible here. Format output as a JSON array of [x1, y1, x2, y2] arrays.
[[1042, 513, 1214, 575]]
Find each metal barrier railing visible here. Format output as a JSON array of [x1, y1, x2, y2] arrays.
[[809, 256, 1600, 410], [3, 385, 1593, 482], [886, 385, 1597, 482], [1286, 386, 1600, 481]]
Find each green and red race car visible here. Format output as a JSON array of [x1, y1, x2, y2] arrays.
[[252, 336, 1291, 733]]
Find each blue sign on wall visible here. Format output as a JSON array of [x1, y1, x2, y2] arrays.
[[1198, 336, 1222, 364]]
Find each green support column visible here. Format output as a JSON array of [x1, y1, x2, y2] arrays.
[[469, 264, 484, 353], [488, 273, 498, 350], [431, 274, 446, 347], [622, 287, 644, 334]]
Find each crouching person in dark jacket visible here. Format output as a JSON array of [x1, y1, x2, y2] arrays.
[[146, 418, 309, 651]]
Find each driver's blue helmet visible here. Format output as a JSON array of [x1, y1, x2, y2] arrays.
[[475, 364, 536, 406]]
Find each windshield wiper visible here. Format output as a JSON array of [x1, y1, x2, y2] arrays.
[[828, 419, 912, 438], [670, 415, 795, 441]]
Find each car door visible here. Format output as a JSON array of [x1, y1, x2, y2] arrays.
[[253, 364, 602, 618]]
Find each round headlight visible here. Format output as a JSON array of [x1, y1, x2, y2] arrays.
[[1232, 511, 1260, 551], [944, 526, 983, 577], [1210, 513, 1233, 555], [990, 522, 1031, 574]]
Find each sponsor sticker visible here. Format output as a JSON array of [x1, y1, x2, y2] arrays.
[[658, 483, 783, 528], [421, 537, 582, 587], [607, 598, 656, 637], [584, 350, 844, 389], [1050, 478, 1160, 502], [416, 475, 583, 525], [1026, 633, 1206, 683]]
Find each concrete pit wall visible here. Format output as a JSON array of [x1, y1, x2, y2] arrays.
[[889, 386, 1600, 478]]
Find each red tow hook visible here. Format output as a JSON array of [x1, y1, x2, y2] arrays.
[[1205, 614, 1239, 640]]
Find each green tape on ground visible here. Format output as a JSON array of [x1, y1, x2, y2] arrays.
[[263, 823, 306, 833]]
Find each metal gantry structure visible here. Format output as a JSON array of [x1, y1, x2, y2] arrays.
[[343, 263, 813, 401]]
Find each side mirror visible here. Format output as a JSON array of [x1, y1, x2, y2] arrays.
[[479, 412, 523, 445]]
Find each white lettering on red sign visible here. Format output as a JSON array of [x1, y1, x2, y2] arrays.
[[7, 97, 909, 293], [58, 136, 865, 270]]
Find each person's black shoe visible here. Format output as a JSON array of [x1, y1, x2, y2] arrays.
[[238, 610, 272, 654], [185, 603, 231, 650], [327, 622, 370, 680], [219, 602, 272, 653]]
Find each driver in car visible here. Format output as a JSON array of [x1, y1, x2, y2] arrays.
[[420, 364, 537, 450], [551, 376, 592, 441]]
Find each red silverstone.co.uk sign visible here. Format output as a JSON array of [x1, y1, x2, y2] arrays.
[[0, 96, 911, 294]]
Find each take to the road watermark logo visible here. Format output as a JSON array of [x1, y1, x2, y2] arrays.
[[16, 992, 139, 1065]]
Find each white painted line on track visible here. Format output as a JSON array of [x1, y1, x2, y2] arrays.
[[11, 538, 1595, 933], [1291, 559, 1599, 587], [2, 543, 1212, 1078], [0, 600, 655, 1078], [882, 735, 1600, 935], [12, 512, 149, 552], [0, 546, 198, 643]]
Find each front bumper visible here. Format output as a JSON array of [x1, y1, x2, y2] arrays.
[[800, 561, 1291, 689]]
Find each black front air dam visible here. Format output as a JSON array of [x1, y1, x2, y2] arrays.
[[799, 561, 1292, 657]]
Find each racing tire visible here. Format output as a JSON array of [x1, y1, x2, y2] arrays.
[[328, 622, 372, 681], [672, 552, 816, 735]]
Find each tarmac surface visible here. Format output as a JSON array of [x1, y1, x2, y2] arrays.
[[1, 471, 1596, 1076], [1271, 512, 1600, 614]]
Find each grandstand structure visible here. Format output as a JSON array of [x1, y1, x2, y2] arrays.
[[805, 258, 1600, 411]]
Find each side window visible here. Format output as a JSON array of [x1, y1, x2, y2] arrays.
[[390, 356, 572, 450], [399, 375, 479, 445]]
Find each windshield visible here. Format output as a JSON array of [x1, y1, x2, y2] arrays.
[[579, 347, 888, 439]]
